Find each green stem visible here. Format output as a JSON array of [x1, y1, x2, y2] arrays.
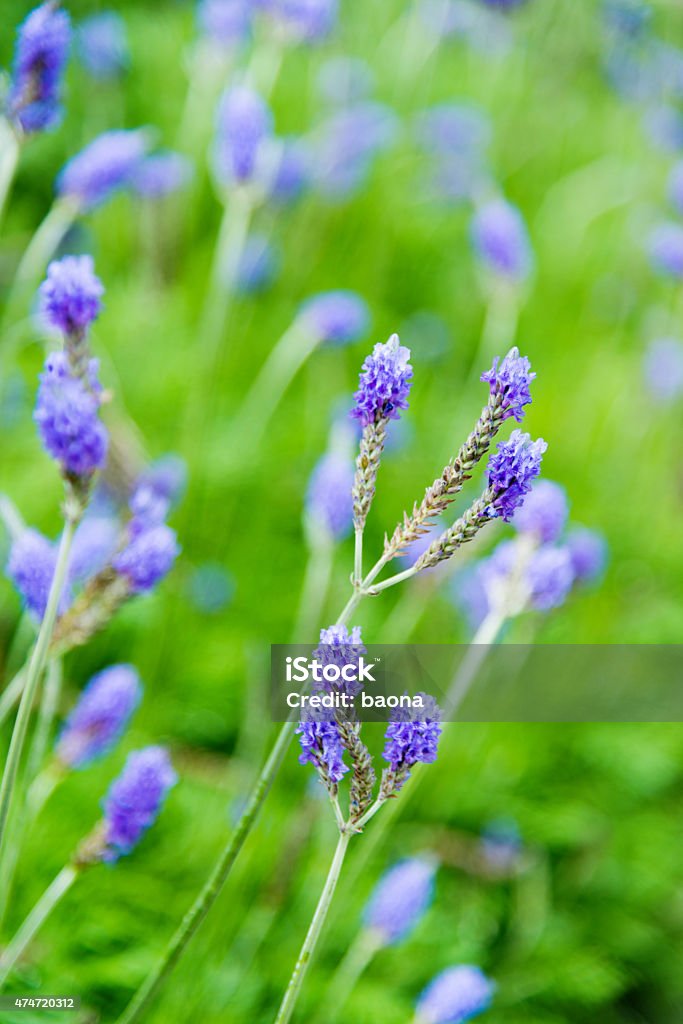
[[274, 830, 351, 1024], [0, 513, 77, 866], [115, 718, 297, 1024], [353, 528, 363, 588], [293, 535, 334, 642], [0, 121, 20, 232], [0, 864, 78, 986], [0, 669, 25, 730]]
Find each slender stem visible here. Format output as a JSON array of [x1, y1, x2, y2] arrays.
[[0, 120, 20, 231], [330, 794, 345, 832], [0, 864, 78, 985], [230, 322, 320, 460], [115, 718, 297, 1024], [0, 514, 77, 863], [0, 669, 25, 730], [351, 796, 385, 832], [466, 281, 520, 395], [274, 830, 351, 1024], [368, 565, 417, 595], [353, 529, 363, 588], [316, 927, 383, 1024], [444, 609, 506, 717], [0, 660, 63, 928]]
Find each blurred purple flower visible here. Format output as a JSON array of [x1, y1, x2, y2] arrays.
[[566, 527, 608, 583], [34, 353, 108, 478], [643, 337, 683, 401], [415, 965, 495, 1024], [262, 0, 338, 42], [299, 290, 370, 345], [40, 255, 104, 336], [525, 545, 574, 611], [305, 450, 354, 539], [512, 479, 568, 543], [269, 137, 312, 203], [6, 528, 70, 620], [131, 152, 193, 198], [311, 103, 398, 199], [101, 746, 177, 861], [214, 86, 273, 186], [113, 524, 179, 593], [56, 664, 141, 768], [471, 198, 532, 279], [414, 103, 491, 155], [317, 57, 375, 106], [136, 455, 188, 506], [237, 233, 279, 293], [8, 2, 71, 134], [364, 857, 436, 945], [58, 129, 149, 211], [198, 0, 252, 45], [76, 12, 129, 80], [649, 222, 683, 278], [70, 514, 120, 584]]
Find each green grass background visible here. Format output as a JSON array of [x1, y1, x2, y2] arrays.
[[1, 0, 683, 1021]]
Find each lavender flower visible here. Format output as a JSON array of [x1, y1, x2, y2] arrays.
[[56, 664, 142, 768], [471, 198, 532, 280], [131, 152, 193, 198], [311, 103, 398, 199], [485, 430, 547, 522], [668, 162, 683, 215], [525, 545, 575, 611], [566, 527, 608, 583], [136, 454, 187, 506], [128, 483, 170, 533], [76, 12, 129, 80], [6, 528, 70, 620], [214, 86, 272, 186], [269, 137, 311, 203], [363, 857, 436, 945], [415, 965, 495, 1024], [8, 2, 71, 134], [34, 353, 108, 479], [264, 0, 338, 42], [643, 338, 683, 402], [512, 479, 568, 543], [648, 222, 683, 278], [39, 256, 104, 337], [296, 718, 349, 784], [305, 450, 354, 539], [480, 346, 535, 422], [237, 234, 279, 293], [382, 694, 441, 792], [112, 524, 179, 594], [69, 513, 120, 584], [198, 0, 252, 45], [57, 129, 149, 211], [101, 746, 177, 861], [299, 291, 370, 345], [352, 334, 413, 427], [414, 104, 491, 156]]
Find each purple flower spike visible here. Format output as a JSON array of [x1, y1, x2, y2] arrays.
[[296, 718, 348, 783], [416, 965, 495, 1024], [471, 198, 532, 279], [265, 0, 338, 42], [512, 479, 568, 543], [299, 291, 370, 345], [57, 129, 149, 211], [69, 514, 120, 584], [56, 664, 142, 769], [566, 527, 608, 583], [8, 2, 71, 134], [136, 455, 188, 506], [481, 346, 535, 422], [643, 338, 683, 402], [34, 353, 108, 478], [382, 694, 442, 791], [199, 0, 252, 44], [526, 545, 574, 611], [305, 451, 354, 539], [6, 528, 71, 621], [364, 857, 437, 945], [214, 86, 272, 186], [113, 524, 179, 593], [76, 12, 129, 80], [131, 152, 193, 199], [101, 746, 177, 861], [40, 256, 104, 336], [485, 430, 547, 522], [352, 334, 413, 427], [649, 222, 683, 278]]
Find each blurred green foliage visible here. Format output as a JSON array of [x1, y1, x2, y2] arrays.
[[1, 0, 683, 1022]]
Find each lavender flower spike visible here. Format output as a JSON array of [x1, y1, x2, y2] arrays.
[[76, 12, 129, 81], [648, 222, 683, 279], [415, 965, 495, 1024], [305, 450, 354, 540], [566, 527, 608, 583], [364, 856, 437, 946], [381, 694, 442, 795], [267, 0, 338, 43], [100, 746, 177, 861], [480, 346, 535, 422], [471, 198, 532, 280], [40, 255, 104, 338], [512, 479, 568, 543], [6, 528, 71, 620], [352, 334, 413, 532], [112, 524, 180, 594], [213, 86, 272, 186], [296, 717, 349, 787], [198, 0, 252, 46], [298, 291, 370, 346], [8, 2, 71, 135], [34, 353, 108, 480], [131, 153, 193, 199], [57, 129, 149, 212], [56, 664, 142, 768], [485, 429, 547, 522]]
